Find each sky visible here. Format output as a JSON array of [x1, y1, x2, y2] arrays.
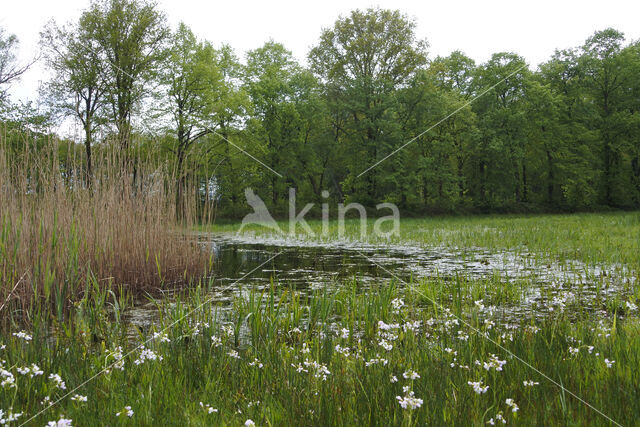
[[2, 0, 640, 106]]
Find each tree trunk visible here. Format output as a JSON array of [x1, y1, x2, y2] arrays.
[[176, 148, 186, 221], [546, 149, 554, 204], [522, 162, 528, 203], [457, 154, 464, 200], [84, 125, 93, 188]]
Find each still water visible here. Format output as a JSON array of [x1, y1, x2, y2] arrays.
[[122, 233, 634, 330]]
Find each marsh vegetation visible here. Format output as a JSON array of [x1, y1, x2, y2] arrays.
[[0, 0, 639, 425]]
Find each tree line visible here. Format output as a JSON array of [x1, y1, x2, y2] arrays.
[[1, 1, 639, 216]]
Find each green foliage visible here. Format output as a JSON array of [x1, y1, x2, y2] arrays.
[[6, 7, 640, 215], [80, 0, 170, 149]]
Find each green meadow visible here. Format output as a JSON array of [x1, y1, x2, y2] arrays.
[[1, 212, 639, 425], [2, 0, 640, 424]]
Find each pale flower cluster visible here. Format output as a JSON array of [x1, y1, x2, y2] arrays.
[[396, 390, 423, 410], [134, 347, 163, 365], [468, 380, 489, 394]]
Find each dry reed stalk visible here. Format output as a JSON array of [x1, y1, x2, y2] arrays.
[[0, 129, 212, 321]]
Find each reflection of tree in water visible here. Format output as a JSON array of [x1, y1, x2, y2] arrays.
[[214, 243, 389, 289]]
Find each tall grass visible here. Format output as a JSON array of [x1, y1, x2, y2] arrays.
[[4, 280, 639, 425], [0, 129, 211, 323]]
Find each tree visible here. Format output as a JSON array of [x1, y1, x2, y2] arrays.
[[244, 41, 306, 206], [471, 53, 530, 207], [621, 41, 640, 203], [309, 8, 428, 203], [40, 20, 107, 184], [430, 52, 477, 203], [431, 50, 476, 97], [0, 27, 34, 101], [539, 49, 599, 208], [159, 23, 224, 216], [81, 0, 169, 150], [206, 45, 251, 213], [396, 67, 476, 210], [579, 28, 630, 205]]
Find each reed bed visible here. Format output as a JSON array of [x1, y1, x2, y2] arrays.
[[0, 130, 211, 323]]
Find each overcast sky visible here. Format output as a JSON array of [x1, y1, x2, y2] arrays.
[[2, 0, 640, 105]]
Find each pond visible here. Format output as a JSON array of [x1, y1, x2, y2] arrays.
[[122, 233, 635, 331]]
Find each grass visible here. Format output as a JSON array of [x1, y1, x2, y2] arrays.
[[1, 133, 639, 425], [1, 279, 639, 425], [203, 211, 640, 267]]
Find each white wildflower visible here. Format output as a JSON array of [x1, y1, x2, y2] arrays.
[[48, 373, 66, 390], [402, 321, 421, 334], [116, 406, 134, 417], [396, 391, 423, 410], [1, 369, 16, 388], [365, 356, 388, 367], [17, 363, 43, 377], [483, 354, 507, 371], [301, 343, 310, 354], [105, 346, 125, 372], [525, 325, 540, 334], [403, 370, 420, 380], [468, 380, 489, 394], [377, 321, 400, 331], [200, 402, 218, 413], [487, 413, 506, 424], [248, 358, 263, 368], [391, 298, 405, 312], [378, 339, 393, 352], [291, 362, 307, 373], [505, 398, 519, 412], [0, 409, 23, 424], [222, 325, 234, 337], [334, 344, 350, 356], [134, 347, 163, 365], [46, 417, 72, 426], [152, 332, 170, 343], [303, 359, 330, 380], [12, 331, 32, 341]]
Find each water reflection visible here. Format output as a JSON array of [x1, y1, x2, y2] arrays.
[[122, 233, 635, 331]]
